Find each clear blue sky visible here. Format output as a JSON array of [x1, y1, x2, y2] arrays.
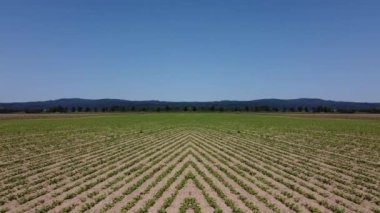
[[1, 0, 379, 102]]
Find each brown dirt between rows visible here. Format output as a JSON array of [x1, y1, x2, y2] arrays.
[[197, 131, 377, 212], [2, 129, 379, 212], [11, 133, 181, 212], [92, 139, 190, 212], [146, 152, 237, 212], [166, 180, 213, 212], [61, 137, 187, 212]]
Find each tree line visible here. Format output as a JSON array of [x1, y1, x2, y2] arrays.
[[1, 105, 379, 113]]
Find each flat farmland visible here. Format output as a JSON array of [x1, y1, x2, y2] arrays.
[[0, 113, 379, 213]]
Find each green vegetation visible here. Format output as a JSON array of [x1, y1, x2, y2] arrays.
[[0, 113, 379, 212]]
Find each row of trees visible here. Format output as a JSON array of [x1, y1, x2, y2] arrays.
[[46, 105, 319, 113], [5, 105, 375, 113]]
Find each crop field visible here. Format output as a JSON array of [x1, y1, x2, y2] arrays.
[[0, 113, 379, 213]]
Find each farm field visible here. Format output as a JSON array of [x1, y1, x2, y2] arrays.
[[0, 113, 379, 213]]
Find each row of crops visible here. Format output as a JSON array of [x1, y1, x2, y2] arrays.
[[0, 119, 379, 212]]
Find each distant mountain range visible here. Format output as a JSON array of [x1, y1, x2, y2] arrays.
[[1, 98, 379, 112]]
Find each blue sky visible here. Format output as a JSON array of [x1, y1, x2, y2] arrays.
[[1, 0, 379, 102]]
